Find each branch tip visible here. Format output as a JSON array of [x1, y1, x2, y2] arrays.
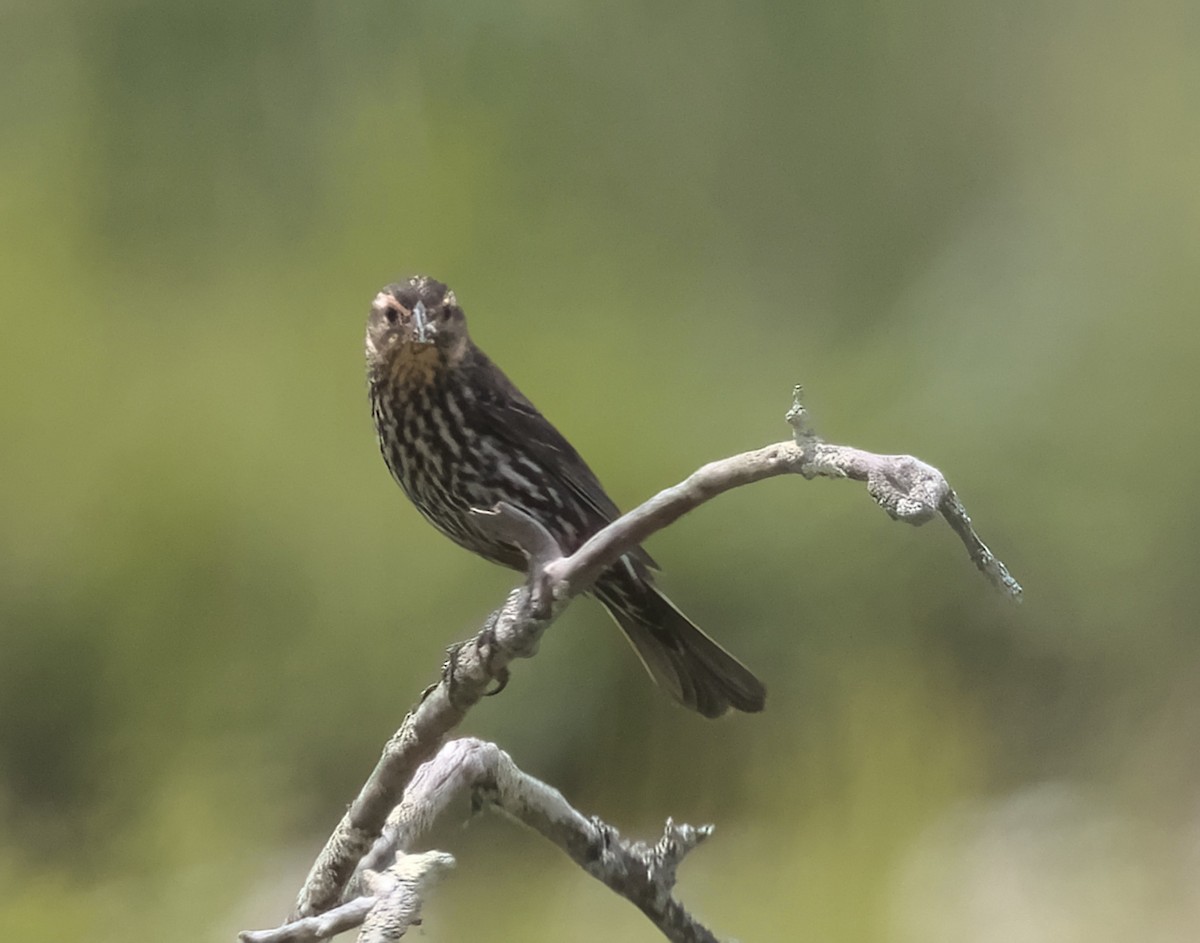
[[940, 491, 1024, 599], [784, 386, 1021, 598], [786, 384, 820, 445]]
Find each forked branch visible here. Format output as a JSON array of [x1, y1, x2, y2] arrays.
[[240, 388, 1020, 942]]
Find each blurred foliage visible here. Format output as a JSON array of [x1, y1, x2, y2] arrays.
[[2, 2, 1198, 941]]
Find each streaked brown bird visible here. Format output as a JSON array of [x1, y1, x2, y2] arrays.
[[365, 275, 765, 717]]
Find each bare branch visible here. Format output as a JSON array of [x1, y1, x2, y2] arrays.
[[241, 852, 453, 943], [357, 851, 456, 943], [785, 386, 1023, 598], [273, 388, 1022, 928], [404, 739, 719, 942], [256, 740, 722, 943], [240, 897, 375, 943], [940, 489, 1024, 598], [554, 387, 1020, 599]]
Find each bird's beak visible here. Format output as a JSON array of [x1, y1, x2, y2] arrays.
[[412, 299, 433, 345]]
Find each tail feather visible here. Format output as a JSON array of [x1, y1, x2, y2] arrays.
[[594, 569, 766, 718]]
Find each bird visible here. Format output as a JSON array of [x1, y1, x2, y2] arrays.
[[364, 275, 766, 717]]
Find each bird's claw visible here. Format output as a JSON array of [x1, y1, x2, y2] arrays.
[[476, 617, 512, 696], [442, 618, 512, 701], [483, 666, 510, 697]]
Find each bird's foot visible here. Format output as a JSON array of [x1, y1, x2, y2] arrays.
[[483, 666, 510, 697]]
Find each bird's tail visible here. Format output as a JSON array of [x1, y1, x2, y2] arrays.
[[594, 566, 766, 718]]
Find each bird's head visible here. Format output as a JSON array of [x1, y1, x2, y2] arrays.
[[365, 276, 470, 381]]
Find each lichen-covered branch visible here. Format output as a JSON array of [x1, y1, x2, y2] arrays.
[[283, 514, 567, 923], [785, 385, 1022, 597], [246, 387, 1020, 938], [239, 852, 453, 943], [239, 897, 376, 943], [556, 387, 1021, 599], [256, 739, 720, 943]]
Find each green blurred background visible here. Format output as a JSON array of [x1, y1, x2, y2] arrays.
[[3, 2, 1198, 940]]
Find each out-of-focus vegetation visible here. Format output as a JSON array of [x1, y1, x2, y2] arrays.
[[2, 2, 1198, 940]]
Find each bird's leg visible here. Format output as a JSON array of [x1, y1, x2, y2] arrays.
[[525, 565, 555, 622]]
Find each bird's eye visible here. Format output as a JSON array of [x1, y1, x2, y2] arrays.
[[384, 307, 399, 325]]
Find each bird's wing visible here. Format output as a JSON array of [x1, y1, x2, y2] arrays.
[[466, 350, 659, 569]]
